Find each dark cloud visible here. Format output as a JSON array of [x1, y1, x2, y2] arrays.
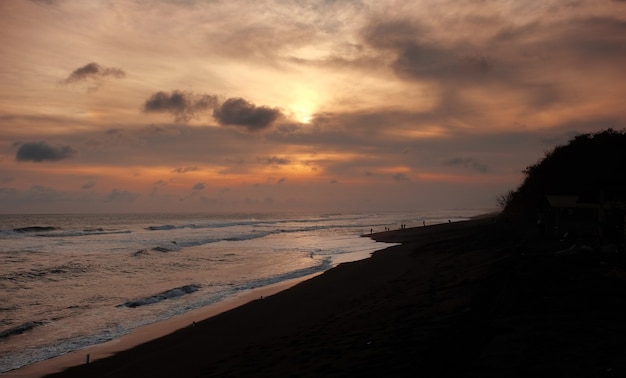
[[553, 17, 626, 65], [277, 177, 286, 184], [81, 182, 96, 189], [362, 20, 495, 84], [193, 182, 205, 190], [15, 141, 77, 162], [0, 188, 18, 198], [388, 41, 500, 88], [172, 166, 199, 173], [213, 98, 282, 131], [392, 43, 457, 81], [393, 173, 410, 182], [143, 91, 282, 130], [493, 17, 626, 67], [265, 156, 290, 165], [362, 19, 421, 50], [63, 62, 125, 84], [105, 189, 138, 202], [29, 0, 56, 5], [359, 16, 626, 125], [444, 157, 489, 173], [106, 128, 124, 136], [143, 90, 219, 122], [27, 185, 65, 201]]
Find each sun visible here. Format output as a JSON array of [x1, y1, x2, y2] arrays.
[[294, 105, 313, 123], [299, 111, 313, 124], [290, 103, 315, 124]]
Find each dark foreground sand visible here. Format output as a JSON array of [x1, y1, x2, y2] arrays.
[[40, 216, 626, 377]]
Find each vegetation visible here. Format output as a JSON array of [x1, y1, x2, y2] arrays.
[[500, 128, 626, 222]]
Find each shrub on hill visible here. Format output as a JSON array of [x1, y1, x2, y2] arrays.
[[500, 128, 626, 222]]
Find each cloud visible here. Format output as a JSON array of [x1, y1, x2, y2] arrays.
[[393, 173, 410, 182], [27, 185, 65, 201], [0, 185, 65, 202], [15, 141, 77, 162], [265, 156, 290, 165], [81, 181, 96, 189], [143, 91, 282, 130], [356, 15, 626, 129], [192, 182, 205, 190], [105, 189, 138, 202], [361, 19, 498, 87], [143, 90, 219, 122], [0, 188, 17, 199], [63, 62, 125, 84], [213, 98, 282, 131], [172, 166, 199, 173], [444, 157, 489, 173], [277, 177, 286, 184]]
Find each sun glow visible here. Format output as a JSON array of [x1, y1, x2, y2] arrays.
[[299, 111, 313, 124], [290, 105, 314, 124], [289, 97, 318, 124]]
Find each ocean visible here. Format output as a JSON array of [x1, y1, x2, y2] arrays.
[[0, 210, 486, 373]]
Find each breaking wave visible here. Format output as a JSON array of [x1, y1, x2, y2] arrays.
[[116, 284, 202, 308], [0, 321, 46, 339]]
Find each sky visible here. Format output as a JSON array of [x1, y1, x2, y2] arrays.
[[1, 0, 626, 214]]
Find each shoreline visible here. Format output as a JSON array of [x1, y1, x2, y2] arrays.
[[5, 234, 386, 377], [13, 213, 624, 377], [5, 272, 321, 378], [44, 216, 510, 377], [8, 217, 496, 377]]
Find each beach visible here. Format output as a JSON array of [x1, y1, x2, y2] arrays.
[[13, 215, 626, 377]]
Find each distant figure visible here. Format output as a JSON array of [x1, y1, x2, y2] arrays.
[[370, 228, 373, 234], [423, 221, 426, 226], [448, 220, 451, 223]]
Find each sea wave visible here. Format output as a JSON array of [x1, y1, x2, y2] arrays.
[[0, 321, 46, 339], [0, 262, 89, 283], [132, 242, 182, 256], [143, 214, 368, 234], [36, 229, 132, 237], [12, 226, 57, 233], [116, 284, 202, 308], [234, 257, 332, 292]]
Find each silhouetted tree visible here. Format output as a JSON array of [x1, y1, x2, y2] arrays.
[[501, 128, 626, 221]]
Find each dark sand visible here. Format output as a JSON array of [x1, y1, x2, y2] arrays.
[[40, 216, 626, 377]]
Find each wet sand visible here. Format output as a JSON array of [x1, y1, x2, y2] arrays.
[[14, 215, 626, 377]]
